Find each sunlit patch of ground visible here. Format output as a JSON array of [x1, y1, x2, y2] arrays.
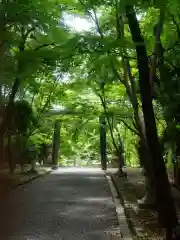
[[105, 226, 123, 239]]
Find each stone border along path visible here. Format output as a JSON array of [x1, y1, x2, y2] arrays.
[[0, 168, 131, 240], [11, 167, 52, 191], [0, 166, 52, 199], [105, 171, 133, 240]]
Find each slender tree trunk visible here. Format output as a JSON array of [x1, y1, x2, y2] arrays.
[[99, 80, 125, 173], [137, 138, 156, 208], [0, 14, 6, 162], [7, 134, 15, 174], [135, 112, 157, 207], [87, 6, 126, 173], [52, 120, 60, 169], [115, 12, 156, 200], [99, 115, 107, 170], [99, 93, 126, 173], [0, 137, 3, 163], [30, 158, 36, 173], [116, 128, 126, 166], [0, 38, 24, 136], [115, 12, 154, 184], [126, 5, 178, 231]]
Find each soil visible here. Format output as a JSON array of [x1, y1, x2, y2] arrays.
[[112, 168, 180, 240], [0, 164, 51, 198]]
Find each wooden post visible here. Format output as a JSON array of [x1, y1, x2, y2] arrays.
[[52, 120, 60, 169], [99, 115, 107, 170]]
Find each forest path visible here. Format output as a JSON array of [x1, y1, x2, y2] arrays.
[[0, 168, 120, 240]]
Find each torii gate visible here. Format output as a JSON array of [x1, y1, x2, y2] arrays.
[[46, 108, 108, 170]]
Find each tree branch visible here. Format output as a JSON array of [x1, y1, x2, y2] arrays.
[[24, 27, 36, 39], [33, 43, 56, 51], [119, 119, 139, 135], [170, 14, 180, 39], [98, 92, 118, 150], [150, 9, 165, 87]]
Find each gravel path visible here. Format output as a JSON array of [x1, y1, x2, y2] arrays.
[[0, 168, 119, 240]]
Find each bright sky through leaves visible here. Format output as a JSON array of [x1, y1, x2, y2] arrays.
[[63, 13, 94, 32], [52, 14, 93, 111]]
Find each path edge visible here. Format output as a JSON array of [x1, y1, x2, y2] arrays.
[[104, 170, 133, 240], [10, 168, 53, 193]]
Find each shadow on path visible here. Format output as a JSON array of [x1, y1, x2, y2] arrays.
[[0, 168, 119, 240]]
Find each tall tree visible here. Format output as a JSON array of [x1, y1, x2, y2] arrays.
[[125, 3, 178, 237]]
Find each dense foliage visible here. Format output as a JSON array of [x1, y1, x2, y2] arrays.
[[1, 0, 180, 238]]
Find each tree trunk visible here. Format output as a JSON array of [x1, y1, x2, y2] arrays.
[[30, 158, 36, 173], [0, 41, 24, 137], [7, 134, 15, 174], [99, 115, 107, 170], [135, 111, 157, 207], [115, 13, 152, 183], [174, 138, 180, 187], [99, 90, 125, 173], [0, 136, 4, 164], [126, 4, 178, 230], [52, 120, 60, 169], [137, 139, 156, 208]]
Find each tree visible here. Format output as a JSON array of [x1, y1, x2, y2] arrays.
[[52, 120, 61, 169], [125, 3, 178, 237], [5, 100, 37, 173], [2, 0, 180, 237]]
